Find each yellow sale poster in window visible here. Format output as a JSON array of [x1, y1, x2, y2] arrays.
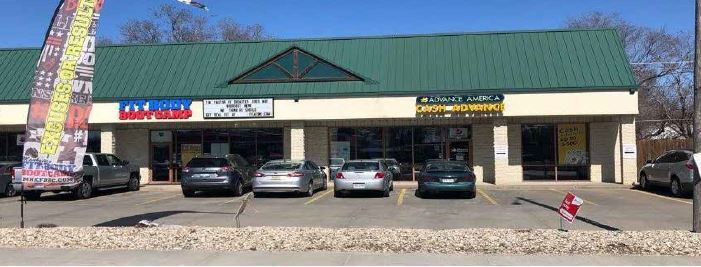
[[557, 124, 587, 165]]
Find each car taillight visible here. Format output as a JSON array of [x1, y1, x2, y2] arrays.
[[288, 171, 304, 177], [182, 167, 190, 173], [255, 172, 265, 177], [335, 172, 345, 179], [374, 172, 385, 179], [687, 161, 695, 170]]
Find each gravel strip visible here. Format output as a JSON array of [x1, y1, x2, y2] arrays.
[[1, 227, 700, 256]]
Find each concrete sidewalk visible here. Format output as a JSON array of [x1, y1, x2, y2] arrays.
[[2, 248, 700, 265]]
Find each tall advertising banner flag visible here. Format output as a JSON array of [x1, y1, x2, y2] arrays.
[[21, 0, 104, 189]]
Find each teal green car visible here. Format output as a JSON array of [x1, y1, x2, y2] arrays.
[[417, 160, 476, 198]]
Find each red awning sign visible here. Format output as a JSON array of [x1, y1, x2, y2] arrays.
[[558, 192, 584, 223]]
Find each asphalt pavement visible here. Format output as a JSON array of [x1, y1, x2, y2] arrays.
[[0, 183, 694, 230]]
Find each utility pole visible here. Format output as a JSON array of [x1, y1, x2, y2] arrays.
[[693, 0, 701, 233]]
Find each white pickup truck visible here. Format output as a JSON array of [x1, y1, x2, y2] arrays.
[[23, 153, 141, 200]]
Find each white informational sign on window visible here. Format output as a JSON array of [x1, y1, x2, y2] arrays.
[[203, 98, 274, 119], [494, 145, 508, 159], [622, 144, 637, 159]]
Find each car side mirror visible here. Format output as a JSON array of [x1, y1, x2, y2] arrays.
[[645, 159, 653, 164], [320, 166, 326, 170]]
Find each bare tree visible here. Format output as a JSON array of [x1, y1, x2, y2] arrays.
[[96, 36, 114, 45], [218, 19, 267, 41], [116, 4, 267, 44], [120, 19, 162, 44], [566, 12, 694, 139]]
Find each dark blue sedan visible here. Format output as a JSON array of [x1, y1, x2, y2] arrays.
[[416, 160, 476, 198]]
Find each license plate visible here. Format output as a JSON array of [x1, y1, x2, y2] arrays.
[[195, 174, 213, 178], [441, 178, 456, 183], [353, 183, 365, 189]]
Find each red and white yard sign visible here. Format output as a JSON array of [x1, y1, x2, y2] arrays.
[[558, 192, 584, 223]]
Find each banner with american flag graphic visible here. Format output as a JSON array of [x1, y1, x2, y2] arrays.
[[21, 0, 104, 189]]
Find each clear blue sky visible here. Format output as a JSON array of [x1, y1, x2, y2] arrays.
[[0, 0, 693, 48]]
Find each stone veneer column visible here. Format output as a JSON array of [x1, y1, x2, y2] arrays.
[[290, 122, 306, 160], [472, 124, 495, 183], [589, 122, 619, 183], [100, 126, 115, 154], [493, 119, 522, 184], [283, 127, 291, 159], [620, 116, 637, 185], [305, 127, 330, 179], [114, 128, 150, 184]]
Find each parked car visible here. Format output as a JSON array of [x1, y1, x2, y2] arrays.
[[639, 149, 694, 197], [0, 161, 21, 197], [329, 158, 345, 180], [373, 158, 401, 179], [253, 159, 327, 197], [22, 153, 141, 200], [334, 159, 393, 197], [180, 154, 255, 197], [417, 160, 476, 198]]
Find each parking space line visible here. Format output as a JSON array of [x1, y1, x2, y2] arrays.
[[549, 189, 599, 206], [629, 189, 692, 205], [397, 189, 407, 206], [137, 194, 180, 205], [477, 189, 499, 205], [304, 190, 332, 205]]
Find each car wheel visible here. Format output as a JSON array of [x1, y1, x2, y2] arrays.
[[24, 191, 42, 201], [639, 173, 649, 190], [232, 181, 243, 197], [305, 181, 314, 197], [389, 181, 394, 191], [127, 176, 140, 191], [72, 180, 92, 200], [382, 186, 390, 197], [182, 189, 195, 198], [4, 183, 16, 197], [334, 190, 342, 198], [465, 191, 476, 199], [670, 177, 683, 197]]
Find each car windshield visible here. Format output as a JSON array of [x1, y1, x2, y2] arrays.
[[261, 162, 301, 171], [330, 158, 344, 165], [187, 158, 229, 168], [342, 162, 380, 171], [425, 162, 469, 172]]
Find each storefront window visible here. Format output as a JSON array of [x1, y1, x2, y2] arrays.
[[230, 129, 256, 165], [521, 124, 589, 181], [255, 128, 283, 168], [151, 128, 283, 183], [86, 131, 101, 153], [356, 128, 383, 159], [330, 126, 471, 181], [385, 127, 413, 180], [0, 132, 25, 162]]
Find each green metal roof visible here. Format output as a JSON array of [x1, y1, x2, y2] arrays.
[[0, 28, 636, 103]]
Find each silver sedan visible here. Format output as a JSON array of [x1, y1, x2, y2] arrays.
[[253, 160, 327, 197], [334, 160, 393, 197]]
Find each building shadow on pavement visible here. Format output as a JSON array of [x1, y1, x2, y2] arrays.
[[514, 197, 620, 231], [93, 210, 234, 227]]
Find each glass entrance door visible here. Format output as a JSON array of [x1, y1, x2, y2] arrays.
[[448, 141, 470, 164], [151, 143, 172, 182]]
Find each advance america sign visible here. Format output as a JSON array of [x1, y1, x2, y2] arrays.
[[415, 94, 505, 114]]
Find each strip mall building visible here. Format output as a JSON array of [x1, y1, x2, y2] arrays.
[[0, 29, 639, 185]]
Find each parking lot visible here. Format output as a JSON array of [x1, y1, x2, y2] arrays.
[[0, 183, 694, 230]]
